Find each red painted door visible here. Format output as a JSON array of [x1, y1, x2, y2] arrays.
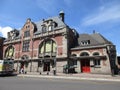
[[81, 60, 90, 73]]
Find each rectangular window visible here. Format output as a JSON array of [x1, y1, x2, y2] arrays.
[[81, 40, 90, 45], [48, 25, 53, 31], [74, 60, 77, 65], [22, 40, 30, 52], [94, 60, 100, 66], [24, 31, 30, 38], [42, 26, 47, 33]]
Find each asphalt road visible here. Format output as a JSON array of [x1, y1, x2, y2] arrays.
[[0, 76, 120, 90]]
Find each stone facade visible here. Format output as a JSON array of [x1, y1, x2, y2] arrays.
[[3, 12, 117, 75]]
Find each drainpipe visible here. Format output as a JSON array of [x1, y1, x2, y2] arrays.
[[107, 45, 116, 76], [66, 27, 70, 74], [30, 38, 34, 72], [18, 38, 21, 72]]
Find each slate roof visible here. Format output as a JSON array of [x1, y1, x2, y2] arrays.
[[4, 14, 66, 41], [4, 13, 113, 49], [34, 16, 67, 35], [77, 33, 112, 47]]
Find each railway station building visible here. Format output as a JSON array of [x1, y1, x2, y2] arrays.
[[3, 11, 117, 75]]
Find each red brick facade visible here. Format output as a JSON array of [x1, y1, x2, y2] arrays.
[[3, 12, 117, 75]]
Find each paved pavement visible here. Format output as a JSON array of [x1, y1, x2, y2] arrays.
[[17, 72, 120, 82]]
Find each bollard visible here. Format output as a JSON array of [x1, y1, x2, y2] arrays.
[[47, 72, 49, 75], [40, 72, 41, 75], [53, 70, 56, 75]]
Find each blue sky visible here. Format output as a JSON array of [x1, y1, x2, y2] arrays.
[[0, 0, 120, 55]]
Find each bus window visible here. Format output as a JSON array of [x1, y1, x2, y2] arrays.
[[9, 62, 13, 64], [4, 62, 8, 64]]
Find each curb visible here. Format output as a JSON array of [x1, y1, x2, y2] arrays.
[[17, 74, 120, 82]]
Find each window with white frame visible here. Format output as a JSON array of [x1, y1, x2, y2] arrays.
[[80, 40, 90, 45], [48, 25, 53, 31], [42, 26, 47, 33], [93, 52, 101, 66], [94, 60, 100, 66]]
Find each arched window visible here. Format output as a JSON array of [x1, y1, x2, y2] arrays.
[[80, 52, 89, 56], [40, 43, 44, 54], [93, 52, 99, 56], [5, 46, 14, 58], [39, 39, 57, 57], [52, 41, 57, 52], [45, 40, 52, 52], [71, 54, 77, 57]]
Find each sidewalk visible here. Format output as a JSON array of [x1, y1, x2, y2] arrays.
[[17, 72, 120, 82]]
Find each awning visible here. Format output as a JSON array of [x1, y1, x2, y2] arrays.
[[63, 64, 77, 69]]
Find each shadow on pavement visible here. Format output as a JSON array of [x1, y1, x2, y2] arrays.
[[0, 73, 18, 77]]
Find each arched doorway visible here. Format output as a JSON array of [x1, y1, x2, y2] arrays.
[[80, 52, 90, 73], [20, 55, 29, 73]]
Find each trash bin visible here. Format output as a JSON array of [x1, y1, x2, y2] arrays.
[[63, 65, 68, 74]]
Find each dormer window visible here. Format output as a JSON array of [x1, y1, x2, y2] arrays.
[[53, 22, 58, 28], [7, 30, 19, 40], [81, 40, 90, 45], [48, 25, 53, 31], [42, 26, 47, 33]]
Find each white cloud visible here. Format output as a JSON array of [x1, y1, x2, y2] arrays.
[[117, 52, 120, 56], [0, 26, 12, 38], [82, 4, 120, 26]]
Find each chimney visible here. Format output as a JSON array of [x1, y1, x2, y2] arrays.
[[27, 18, 31, 23], [59, 11, 65, 22]]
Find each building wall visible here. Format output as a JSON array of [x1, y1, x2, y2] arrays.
[[3, 18, 70, 74], [2, 14, 116, 75], [71, 47, 111, 74]]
